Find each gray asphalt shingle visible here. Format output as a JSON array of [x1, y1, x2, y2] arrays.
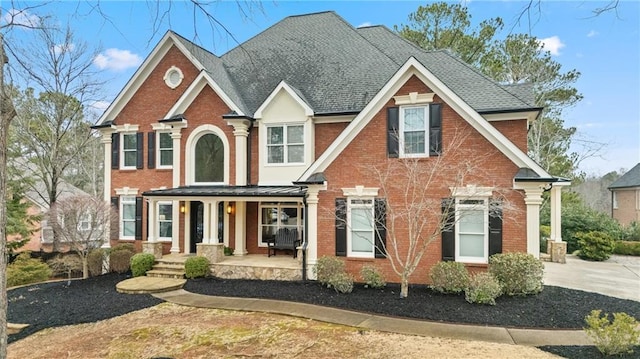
[[609, 163, 640, 189]]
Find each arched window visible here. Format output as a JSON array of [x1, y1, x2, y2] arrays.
[[194, 134, 224, 183]]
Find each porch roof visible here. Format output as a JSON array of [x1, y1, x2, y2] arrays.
[[142, 185, 307, 198]]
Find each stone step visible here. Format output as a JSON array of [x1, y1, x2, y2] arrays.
[[152, 263, 185, 271], [146, 269, 185, 279], [540, 253, 551, 262]]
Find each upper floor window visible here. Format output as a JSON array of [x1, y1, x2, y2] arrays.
[[195, 133, 224, 183], [267, 125, 304, 164], [121, 133, 138, 169], [387, 104, 441, 158], [400, 106, 428, 156], [613, 191, 618, 209], [158, 132, 173, 168]]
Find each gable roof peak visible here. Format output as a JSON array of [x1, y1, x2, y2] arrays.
[[609, 163, 640, 189]]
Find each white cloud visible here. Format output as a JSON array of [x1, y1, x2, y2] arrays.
[[587, 30, 598, 38], [538, 36, 565, 56], [93, 48, 142, 71], [52, 43, 75, 55], [2, 9, 40, 27], [357, 22, 372, 28]]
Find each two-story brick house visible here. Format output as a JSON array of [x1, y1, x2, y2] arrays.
[[93, 12, 568, 282], [609, 163, 640, 226]]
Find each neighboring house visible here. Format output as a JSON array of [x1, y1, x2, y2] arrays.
[[10, 176, 92, 253], [608, 163, 640, 226], [92, 12, 568, 282]]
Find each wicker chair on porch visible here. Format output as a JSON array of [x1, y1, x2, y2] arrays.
[[267, 228, 300, 258]]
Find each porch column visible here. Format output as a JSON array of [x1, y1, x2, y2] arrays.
[[98, 127, 116, 249], [202, 200, 212, 244], [234, 201, 247, 255], [170, 200, 180, 253], [305, 184, 325, 279], [147, 198, 157, 242], [211, 200, 219, 244], [549, 182, 570, 263], [523, 186, 544, 258], [227, 119, 251, 186]]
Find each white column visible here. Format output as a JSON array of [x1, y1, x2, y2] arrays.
[[171, 131, 182, 187], [147, 199, 157, 242], [170, 200, 180, 253], [227, 119, 251, 186], [211, 200, 219, 244], [234, 201, 247, 255], [202, 201, 211, 244], [100, 130, 114, 249], [306, 188, 320, 280], [223, 202, 230, 247], [523, 187, 544, 258]]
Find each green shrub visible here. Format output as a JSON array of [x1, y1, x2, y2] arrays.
[[47, 254, 82, 279], [489, 253, 544, 296], [539, 225, 551, 253], [584, 310, 640, 356], [328, 272, 354, 293], [7, 252, 52, 287], [87, 249, 106, 277], [314, 256, 346, 287], [576, 231, 615, 261], [622, 221, 640, 241], [110, 246, 136, 274], [360, 265, 386, 289], [224, 246, 234, 256], [130, 253, 156, 277], [465, 272, 502, 305], [429, 261, 470, 294], [614, 241, 640, 256], [185, 256, 210, 279]]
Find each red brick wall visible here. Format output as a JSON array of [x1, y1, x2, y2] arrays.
[[491, 120, 528, 153], [316, 75, 527, 284], [315, 122, 349, 160], [612, 188, 640, 226]]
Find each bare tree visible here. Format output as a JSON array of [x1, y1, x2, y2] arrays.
[[49, 195, 115, 279]]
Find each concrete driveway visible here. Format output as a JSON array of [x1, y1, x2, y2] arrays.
[[543, 255, 640, 302]]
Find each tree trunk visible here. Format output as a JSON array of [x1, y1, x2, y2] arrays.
[[400, 275, 409, 298], [82, 258, 89, 279]]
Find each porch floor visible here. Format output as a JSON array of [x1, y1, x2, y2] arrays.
[[160, 254, 302, 281]]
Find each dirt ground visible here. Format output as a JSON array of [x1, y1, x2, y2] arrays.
[[8, 303, 559, 358]]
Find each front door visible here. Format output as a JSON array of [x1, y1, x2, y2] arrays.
[[190, 201, 204, 253]]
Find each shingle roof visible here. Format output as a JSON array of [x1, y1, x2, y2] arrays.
[[609, 163, 640, 189], [143, 185, 306, 197], [170, 11, 538, 117]]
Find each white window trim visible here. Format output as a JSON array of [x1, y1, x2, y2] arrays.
[[399, 105, 429, 158], [265, 123, 305, 166], [184, 124, 230, 185], [257, 202, 304, 248], [78, 214, 91, 232], [157, 201, 173, 242], [455, 198, 489, 264], [613, 191, 618, 209], [157, 131, 173, 169], [120, 132, 138, 170], [163, 65, 184, 89], [636, 190, 640, 210], [347, 197, 375, 258], [115, 187, 139, 196], [120, 196, 136, 240]]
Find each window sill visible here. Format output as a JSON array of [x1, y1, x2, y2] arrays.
[[345, 256, 376, 262], [264, 163, 306, 167], [118, 168, 138, 171], [462, 262, 488, 268]]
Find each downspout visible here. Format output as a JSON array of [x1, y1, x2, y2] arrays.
[[302, 194, 308, 281]]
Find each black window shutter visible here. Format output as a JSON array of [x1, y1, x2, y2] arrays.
[[441, 198, 455, 261], [147, 132, 155, 169], [387, 107, 399, 158], [374, 198, 387, 258], [135, 197, 143, 240], [488, 200, 503, 257], [335, 198, 347, 256], [110, 196, 119, 240], [136, 132, 144, 169], [111, 133, 119, 169], [429, 103, 442, 156]]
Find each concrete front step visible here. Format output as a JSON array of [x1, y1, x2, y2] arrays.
[[146, 269, 185, 279]]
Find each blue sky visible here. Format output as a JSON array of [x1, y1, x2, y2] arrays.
[[3, 1, 639, 176]]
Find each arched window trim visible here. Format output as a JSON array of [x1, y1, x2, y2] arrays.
[[185, 124, 230, 185]]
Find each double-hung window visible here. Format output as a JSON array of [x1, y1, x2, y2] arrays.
[[267, 125, 304, 164], [259, 203, 303, 247], [158, 202, 173, 240], [455, 199, 488, 263], [121, 133, 138, 169], [348, 198, 375, 258], [400, 106, 428, 156], [78, 214, 91, 232], [120, 196, 136, 239], [158, 132, 173, 168]]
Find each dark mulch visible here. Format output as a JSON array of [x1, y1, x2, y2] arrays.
[[7, 274, 640, 359], [539, 345, 640, 359], [7, 273, 163, 344]]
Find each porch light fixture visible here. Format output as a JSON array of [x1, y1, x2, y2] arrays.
[[180, 204, 186, 213], [227, 203, 233, 214]]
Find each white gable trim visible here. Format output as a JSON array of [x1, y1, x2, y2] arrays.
[[299, 57, 550, 181], [482, 110, 539, 124], [254, 81, 314, 119], [164, 71, 244, 118]]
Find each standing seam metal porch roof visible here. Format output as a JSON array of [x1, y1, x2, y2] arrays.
[[167, 11, 538, 118], [142, 186, 307, 198]]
